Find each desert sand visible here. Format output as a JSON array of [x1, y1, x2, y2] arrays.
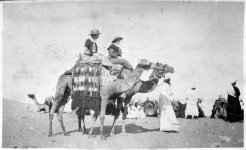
[[2, 99, 244, 149]]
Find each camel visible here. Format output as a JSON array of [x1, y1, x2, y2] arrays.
[[27, 94, 54, 113], [48, 58, 155, 137], [210, 98, 228, 119], [75, 62, 168, 137], [141, 99, 159, 117], [101, 63, 174, 138], [73, 62, 170, 138]]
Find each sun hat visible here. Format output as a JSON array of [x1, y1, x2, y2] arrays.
[[112, 36, 123, 43], [89, 29, 101, 35]]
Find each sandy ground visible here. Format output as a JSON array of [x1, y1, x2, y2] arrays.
[[2, 99, 244, 149]]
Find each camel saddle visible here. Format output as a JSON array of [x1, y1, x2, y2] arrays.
[[71, 61, 102, 111]]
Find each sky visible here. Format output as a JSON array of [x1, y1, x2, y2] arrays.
[[2, 1, 244, 114]]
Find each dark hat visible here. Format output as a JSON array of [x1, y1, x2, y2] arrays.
[[112, 36, 123, 43], [89, 29, 101, 35]]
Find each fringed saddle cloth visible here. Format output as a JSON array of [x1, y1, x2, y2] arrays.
[[71, 61, 102, 112]]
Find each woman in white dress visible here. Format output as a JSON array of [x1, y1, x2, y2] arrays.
[[158, 74, 180, 132]]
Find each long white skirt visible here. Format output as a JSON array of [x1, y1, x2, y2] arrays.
[[159, 105, 180, 131], [185, 100, 199, 117]]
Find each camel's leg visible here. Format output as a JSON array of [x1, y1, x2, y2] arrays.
[[110, 98, 124, 136], [57, 88, 70, 136], [77, 108, 82, 132], [122, 105, 128, 134], [99, 95, 109, 140], [48, 75, 70, 137], [49, 96, 62, 136], [121, 95, 132, 134], [88, 110, 98, 138], [57, 105, 69, 136], [80, 109, 88, 134]]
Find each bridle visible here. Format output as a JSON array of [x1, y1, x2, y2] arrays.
[[148, 65, 169, 86]]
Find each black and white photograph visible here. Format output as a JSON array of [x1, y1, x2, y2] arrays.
[[1, 0, 245, 149]]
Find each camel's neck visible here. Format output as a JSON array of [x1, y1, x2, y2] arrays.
[[31, 97, 41, 106], [117, 66, 146, 94], [137, 77, 159, 93], [128, 67, 144, 79], [123, 66, 145, 86]]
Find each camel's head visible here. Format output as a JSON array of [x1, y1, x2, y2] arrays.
[[150, 62, 174, 78], [136, 59, 154, 70]]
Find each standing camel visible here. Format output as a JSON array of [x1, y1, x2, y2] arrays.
[[99, 63, 174, 139], [48, 58, 155, 137], [76, 62, 168, 136], [107, 63, 174, 137]]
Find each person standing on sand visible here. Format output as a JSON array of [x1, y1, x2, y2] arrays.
[[226, 79, 243, 122], [158, 73, 180, 132], [185, 84, 199, 119]]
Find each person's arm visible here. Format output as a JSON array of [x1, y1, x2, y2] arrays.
[[108, 48, 119, 58], [117, 47, 122, 56], [84, 39, 91, 55], [84, 46, 91, 55]]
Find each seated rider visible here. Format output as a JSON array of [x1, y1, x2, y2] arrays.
[[64, 29, 112, 75], [107, 36, 133, 78]]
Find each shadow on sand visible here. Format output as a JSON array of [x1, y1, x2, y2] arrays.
[[54, 123, 159, 137]]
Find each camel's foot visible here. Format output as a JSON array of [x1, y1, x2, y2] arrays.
[[109, 131, 116, 137], [48, 132, 54, 137], [122, 129, 126, 134], [121, 132, 127, 136], [83, 130, 89, 135], [80, 129, 88, 134], [100, 135, 107, 140], [88, 133, 96, 139], [63, 132, 70, 136], [121, 130, 127, 136]]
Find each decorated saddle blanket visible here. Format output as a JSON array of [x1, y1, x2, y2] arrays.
[[71, 62, 102, 111]]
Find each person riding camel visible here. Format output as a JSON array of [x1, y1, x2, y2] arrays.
[[83, 28, 100, 55], [64, 29, 112, 75], [107, 36, 133, 79]]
